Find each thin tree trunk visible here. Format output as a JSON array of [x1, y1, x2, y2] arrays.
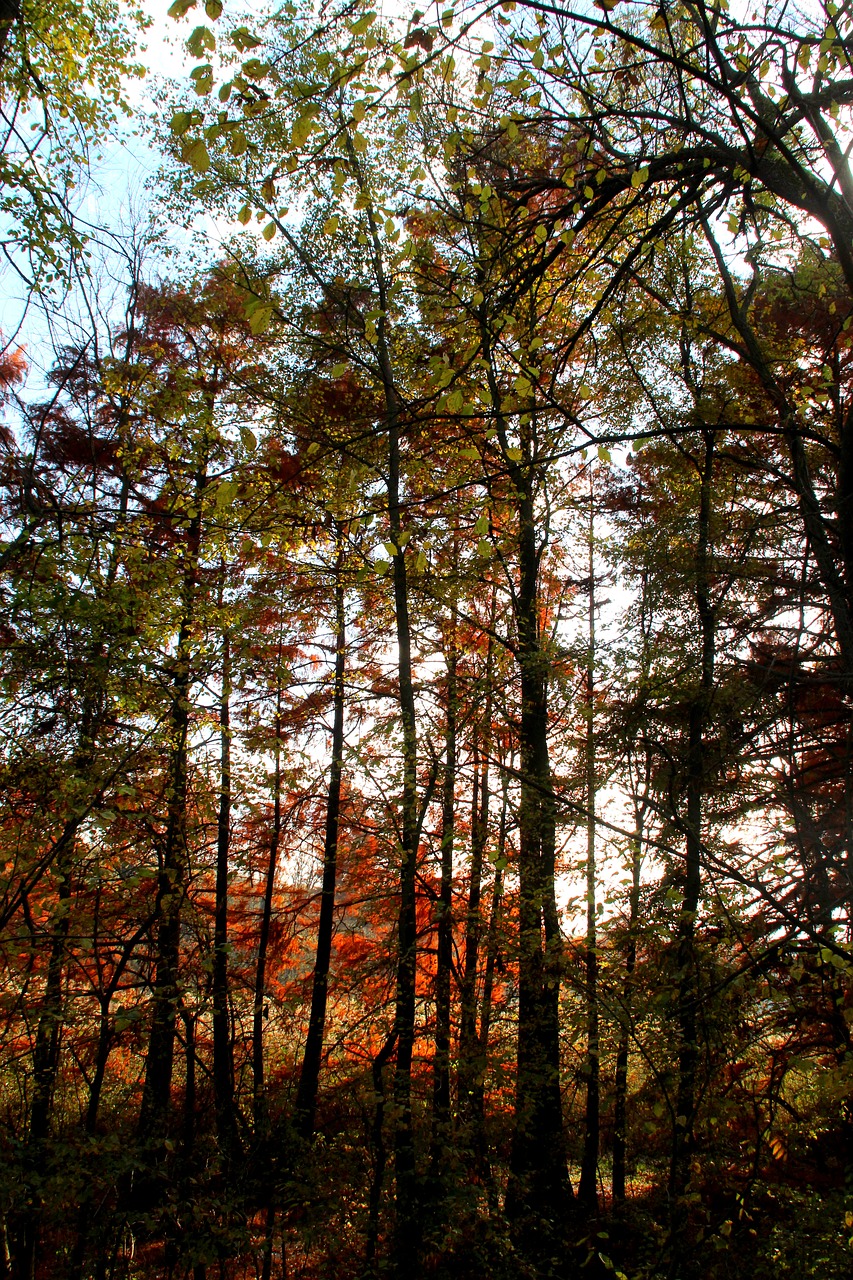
[[579, 487, 599, 1211], [365, 1032, 398, 1277], [458, 736, 491, 1139], [669, 431, 716, 1265], [18, 852, 72, 1280], [212, 630, 238, 1162], [295, 544, 346, 1139], [612, 815, 643, 1204], [505, 481, 571, 1247], [470, 763, 509, 1194], [137, 470, 206, 1145], [430, 638, 457, 1167], [253, 697, 283, 1133]]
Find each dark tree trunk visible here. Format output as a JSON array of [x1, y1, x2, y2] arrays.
[[579, 491, 600, 1211], [295, 545, 346, 1139], [612, 819, 642, 1204], [253, 698, 283, 1133], [137, 479, 205, 1145], [365, 1032, 398, 1277], [669, 432, 716, 1267], [430, 638, 457, 1167], [212, 631, 238, 1163], [505, 482, 571, 1252], [18, 853, 73, 1280]]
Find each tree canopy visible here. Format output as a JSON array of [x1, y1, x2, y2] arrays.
[[0, 1, 852, 1278]]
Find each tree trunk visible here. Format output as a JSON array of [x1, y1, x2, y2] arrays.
[[295, 545, 346, 1139], [579, 488, 599, 1211], [212, 630, 238, 1163], [430, 638, 457, 1168], [505, 482, 571, 1251], [137, 478, 205, 1145], [253, 696, 283, 1133], [669, 431, 716, 1265], [612, 817, 643, 1204], [18, 852, 73, 1280]]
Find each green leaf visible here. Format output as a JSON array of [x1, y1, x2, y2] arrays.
[[477, 538, 492, 556], [350, 10, 377, 34], [506, 447, 523, 461], [228, 129, 248, 156], [168, 0, 196, 17], [237, 204, 251, 224], [181, 138, 210, 172], [170, 111, 193, 136], [578, 382, 592, 399], [239, 426, 257, 451], [291, 114, 315, 148], [331, 362, 348, 376], [216, 479, 239, 508], [323, 215, 340, 235], [205, 0, 223, 16], [187, 24, 216, 56], [262, 222, 276, 241], [249, 305, 272, 333]]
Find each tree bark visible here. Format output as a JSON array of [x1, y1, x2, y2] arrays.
[[430, 636, 457, 1168], [295, 543, 346, 1139], [137, 460, 206, 1146], [669, 431, 716, 1265], [212, 630, 238, 1163], [505, 480, 571, 1250], [253, 695, 283, 1133], [579, 490, 599, 1211]]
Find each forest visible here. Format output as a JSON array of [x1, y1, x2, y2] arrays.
[[0, 0, 851, 1277]]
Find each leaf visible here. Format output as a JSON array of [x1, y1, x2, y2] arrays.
[[350, 10, 377, 34], [181, 138, 210, 172], [578, 383, 592, 398], [228, 129, 248, 156], [291, 114, 315, 148], [478, 538, 492, 556], [216, 479, 239, 508], [262, 222, 276, 241], [506, 447, 523, 461], [170, 111, 193, 136], [205, 0, 223, 16], [239, 426, 257, 451], [168, 0, 196, 17], [324, 215, 340, 235], [249, 305, 272, 333], [237, 204, 251, 224], [187, 24, 216, 56]]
